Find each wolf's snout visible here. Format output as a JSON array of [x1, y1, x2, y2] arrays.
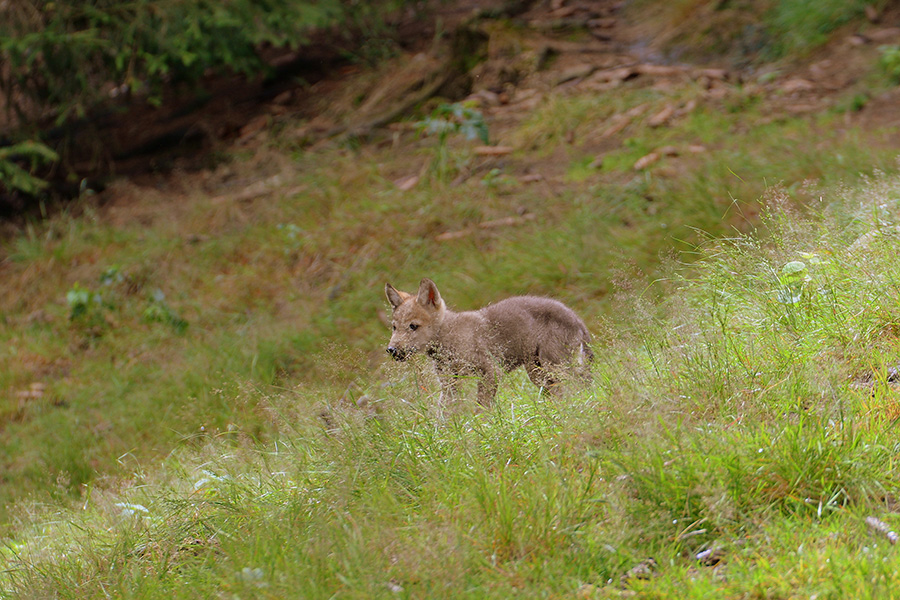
[[387, 346, 407, 361]]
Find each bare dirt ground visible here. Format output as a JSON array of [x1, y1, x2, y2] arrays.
[[7, 0, 900, 221]]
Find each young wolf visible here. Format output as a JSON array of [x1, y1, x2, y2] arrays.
[[385, 278, 592, 406]]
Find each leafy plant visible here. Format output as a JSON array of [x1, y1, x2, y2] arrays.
[[276, 223, 306, 255], [0, 0, 417, 130], [776, 259, 810, 305], [879, 45, 900, 84], [480, 167, 515, 191], [417, 102, 490, 145], [0, 141, 59, 196], [65, 282, 109, 333], [416, 101, 489, 180], [143, 288, 188, 334]]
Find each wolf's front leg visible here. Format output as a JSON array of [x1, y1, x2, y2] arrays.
[[435, 370, 459, 407], [476, 365, 499, 407], [438, 381, 459, 406]]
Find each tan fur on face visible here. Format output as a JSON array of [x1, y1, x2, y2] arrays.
[[385, 279, 446, 361], [384, 278, 592, 406]]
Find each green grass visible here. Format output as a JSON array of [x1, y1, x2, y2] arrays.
[[4, 36, 900, 595], [6, 167, 900, 597], [766, 0, 874, 58]]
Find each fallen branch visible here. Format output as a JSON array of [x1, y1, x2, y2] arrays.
[[866, 516, 899, 545], [211, 176, 307, 204], [331, 67, 455, 142], [435, 213, 536, 241], [473, 145, 514, 156], [647, 104, 676, 127], [599, 103, 647, 138]]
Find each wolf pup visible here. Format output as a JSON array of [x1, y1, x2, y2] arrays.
[[385, 278, 592, 406]]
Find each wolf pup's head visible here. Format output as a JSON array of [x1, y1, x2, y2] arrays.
[[384, 278, 446, 361]]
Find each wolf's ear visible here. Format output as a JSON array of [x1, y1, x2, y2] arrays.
[[416, 278, 444, 311], [385, 283, 409, 309]]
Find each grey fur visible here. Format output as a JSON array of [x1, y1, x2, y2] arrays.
[[385, 278, 592, 406]]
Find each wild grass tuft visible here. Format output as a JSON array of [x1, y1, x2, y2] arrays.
[[5, 171, 900, 596]]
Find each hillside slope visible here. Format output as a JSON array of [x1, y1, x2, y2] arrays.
[[3, 1, 900, 596]]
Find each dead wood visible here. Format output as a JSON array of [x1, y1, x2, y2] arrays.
[[435, 213, 536, 241], [866, 516, 899, 545]]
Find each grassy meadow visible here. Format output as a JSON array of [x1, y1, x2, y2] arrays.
[[4, 10, 900, 595]]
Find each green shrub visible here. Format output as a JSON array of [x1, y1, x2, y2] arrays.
[[766, 0, 872, 57], [416, 101, 489, 180], [1, 0, 415, 129], [0, 140, 58, 195], [879, 44, 900, 83]]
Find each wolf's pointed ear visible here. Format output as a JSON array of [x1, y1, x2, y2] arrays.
[[385, 283, 409, 309], [416, 278, 444, 311]]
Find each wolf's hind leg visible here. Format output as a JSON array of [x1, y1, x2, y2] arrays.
[[526, 360, 558, 395]]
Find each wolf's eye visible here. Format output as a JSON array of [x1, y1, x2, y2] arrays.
[[409, 323, 419, 331], [392, 324, 396, 331]]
